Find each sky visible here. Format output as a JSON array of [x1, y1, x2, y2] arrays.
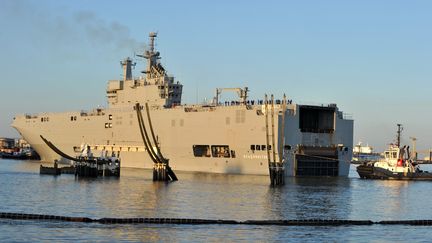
[[0, 0, 431, 153]]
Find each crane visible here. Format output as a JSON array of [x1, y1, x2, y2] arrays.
[[213, 87, 249, 105], [409, 136, 417, 160]]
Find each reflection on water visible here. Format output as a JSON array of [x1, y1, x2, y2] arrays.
[[2, 159, 432, 241], [272, 177, 353, 220]]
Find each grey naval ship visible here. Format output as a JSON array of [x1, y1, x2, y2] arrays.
[[12, 33, 353, 177]]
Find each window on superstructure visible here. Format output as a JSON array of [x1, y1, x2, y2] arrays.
[[211, 145, 230, 158], [250, 145, 255, 151], [261, 145, 266, 151], [255, 145, 261, 151], [109, 114, 113, 120], [193, 145, 211, 157]]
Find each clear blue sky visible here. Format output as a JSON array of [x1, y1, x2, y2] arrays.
[[0, 0, 431, 153]]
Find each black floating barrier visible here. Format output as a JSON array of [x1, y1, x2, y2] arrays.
[[379, 220, 432, 226], [98, 218, 238, 225], [243, 220, 373, 226], [1, 212, 432, 226], [0, 212, 93, 223]]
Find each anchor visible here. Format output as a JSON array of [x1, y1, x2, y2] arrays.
[[135, 103, 178, 181]]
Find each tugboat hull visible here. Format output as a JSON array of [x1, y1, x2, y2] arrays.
[[357, 164, 432, 180]]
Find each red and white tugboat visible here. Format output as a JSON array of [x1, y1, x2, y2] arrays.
[[357, 124, 432, 180]]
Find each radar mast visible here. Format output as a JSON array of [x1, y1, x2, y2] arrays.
[[137, 32, 165, 79]]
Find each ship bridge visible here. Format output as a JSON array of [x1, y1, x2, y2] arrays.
[[106, 33, 183, 109]]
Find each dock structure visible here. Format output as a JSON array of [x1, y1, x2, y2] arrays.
[[264, 94, 286, 186], [135, 103, 177, 182], [39, 135, 120, 177], [73, 156, 120, 177]]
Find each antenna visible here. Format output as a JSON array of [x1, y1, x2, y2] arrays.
[[149, 32, 157, 52], [396, 124, 403, 147], [196, 86, 198, 104]]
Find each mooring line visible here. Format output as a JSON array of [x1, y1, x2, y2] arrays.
[[2, 212, 432, 226]]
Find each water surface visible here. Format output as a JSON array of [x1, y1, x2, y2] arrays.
[[1, 159, 432, 242]]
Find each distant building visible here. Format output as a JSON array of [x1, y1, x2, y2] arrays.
[[0, 137, 17, 153]]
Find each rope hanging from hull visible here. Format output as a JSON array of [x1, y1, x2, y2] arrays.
[[40, 135, 83, 162], [264, 95, 285, 186], [135, 103, 178, 181]]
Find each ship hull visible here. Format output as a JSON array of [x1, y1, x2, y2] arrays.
[[357, 164, 432, 180], [13, 104, 353, 177]]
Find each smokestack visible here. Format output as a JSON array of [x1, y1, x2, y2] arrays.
[[121, 57, 134, 81]]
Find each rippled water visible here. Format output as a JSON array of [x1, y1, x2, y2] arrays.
[[2, 159, 432, 242]]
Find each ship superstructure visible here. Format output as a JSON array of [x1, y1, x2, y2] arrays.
[[12, 33, 353, 177]]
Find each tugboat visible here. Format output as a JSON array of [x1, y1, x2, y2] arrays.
[[357, 124, 432, 180]]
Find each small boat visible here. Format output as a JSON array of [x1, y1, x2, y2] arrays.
[[0, 152, 27, 160], [40, 161, 61, 175], [357, 124, 432, 180], [0, 149, 39, 160]]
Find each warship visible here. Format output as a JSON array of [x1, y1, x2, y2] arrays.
[[12, 33, 353, 177]]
